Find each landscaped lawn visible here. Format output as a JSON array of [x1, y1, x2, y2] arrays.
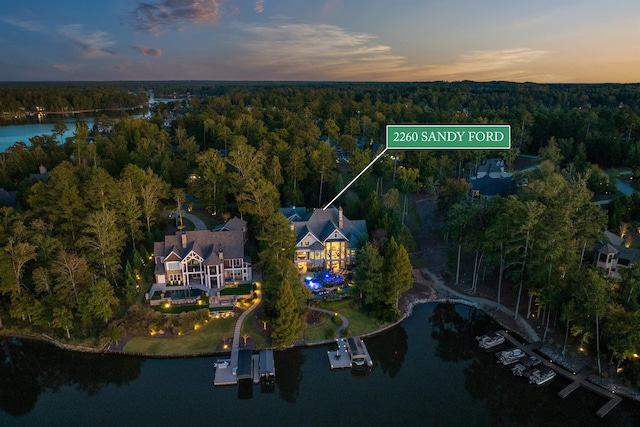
[[318, 300, 390, 336], [240, 317, 271, 349], [123, 317, 236, 355], [302, 310, 332, 341], [220, 282, 252, 296]]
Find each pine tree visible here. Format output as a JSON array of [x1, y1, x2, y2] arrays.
[[271, 279, 302, 347], [385, 237, 413, 308]]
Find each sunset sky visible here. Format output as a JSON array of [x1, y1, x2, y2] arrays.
[[1, 0, 638, 83]]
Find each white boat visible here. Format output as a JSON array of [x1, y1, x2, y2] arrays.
[[529, 367, 556, 385], [214, 360, 230, 369], [511, 356, 541, 376], [496, 348, 526, 365], [476, 331, 505, 350]]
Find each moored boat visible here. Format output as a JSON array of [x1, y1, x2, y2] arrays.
[[528, 367, 556, 385], [511, 356, 541, 376], [496, 348, 526, 365], [476, 331, 506, 350]]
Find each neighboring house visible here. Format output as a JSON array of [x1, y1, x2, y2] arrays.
[[594, 230, 640, 278], [279, 206, 367, 273], [151, 229, 252, 297], [29, 165, 49, 182], [468, 158, 514, 201], [213, 216, 248, 242]]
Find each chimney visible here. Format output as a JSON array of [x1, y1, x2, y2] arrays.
[[338, 206, 344, 229], [39, 165, 47, 175], [181, 232, 187, 249], [218, 249, 224, 260]]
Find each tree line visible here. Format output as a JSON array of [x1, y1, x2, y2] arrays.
[[0, 86, 147, 118], [0, 81, 638, 355], [441, 156, 640, 384]]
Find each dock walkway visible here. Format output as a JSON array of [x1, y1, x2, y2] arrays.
[[214, 274, 262, 386], [501, 332, 622, 418]]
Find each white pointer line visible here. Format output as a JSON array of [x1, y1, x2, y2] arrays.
[[323, 146, 389, 210]]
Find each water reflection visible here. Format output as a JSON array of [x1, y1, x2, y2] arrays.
[[0, 337, 142, 416], [367, 326, 408, 378], [275, 347, 304, 402], [1, 304, 639, 426]]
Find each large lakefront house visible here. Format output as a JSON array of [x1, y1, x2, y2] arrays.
[[280, 206, 367, 273], [151, 229, 252, 299]]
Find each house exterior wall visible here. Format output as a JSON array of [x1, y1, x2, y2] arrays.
[[295, 241, 356, 272], [152, 230, 252, 295]]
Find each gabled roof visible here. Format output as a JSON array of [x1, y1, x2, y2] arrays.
[[285, 207, 367, 248], [320, 220, 348, 241], [155, 230, 245, 266], [471, 176, 514, 197], [604, 230, 624, 247], [297, 225, 320, 244], [477, 158, 506, 176], [214, 216, 247, 232], [278, 206, 308, 222], [597, 243, 619, 255]]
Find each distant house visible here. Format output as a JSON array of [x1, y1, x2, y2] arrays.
[[468, 158, 514, 201], [594, 230, 640, 278], [213, 217, 248, 242], [279, 206, 367, 273], [151, 229, 252, 297], [29, 165, 49, 183]]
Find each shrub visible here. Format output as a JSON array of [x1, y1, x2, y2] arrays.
[[325, 327, 336, 340]]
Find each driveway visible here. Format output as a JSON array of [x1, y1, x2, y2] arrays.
[[166, 211, 208, 230]]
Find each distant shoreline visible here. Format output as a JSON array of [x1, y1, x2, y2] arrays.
[[1, 105, 146, 120]]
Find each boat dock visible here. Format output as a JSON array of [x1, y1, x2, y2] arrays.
[[328, 336, 373, 369], [501, 331, 622, 418], [328, 338, 351, 369], [214, 349, 275, 386]]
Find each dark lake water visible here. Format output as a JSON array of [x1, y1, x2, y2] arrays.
[[1, 303, 639, 427]]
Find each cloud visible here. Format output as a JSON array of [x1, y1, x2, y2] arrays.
[[254, 0, 264, 13], [231, 22, 410, 80], [3, 18, 47, 33], [133, 0, 224, 35], [219, 23, 557, 82], [57, 24, 117, 57], [420, 48, 552, 81], [131, 45, 163, 57]]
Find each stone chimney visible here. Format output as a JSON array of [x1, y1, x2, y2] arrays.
[[181, 232, 187, 249], [338, 206, 344, 229]]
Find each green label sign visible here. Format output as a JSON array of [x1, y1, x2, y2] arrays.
[[386, 125, 511, 149]]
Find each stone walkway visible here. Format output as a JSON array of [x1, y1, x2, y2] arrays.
[[229, 272, 262, 368]]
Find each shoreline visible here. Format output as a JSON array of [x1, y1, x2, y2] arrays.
[[2, 268, 640, 404]]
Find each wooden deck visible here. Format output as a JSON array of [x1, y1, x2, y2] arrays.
[[501, 331, 622, 418], [328, 338, 351, 369]]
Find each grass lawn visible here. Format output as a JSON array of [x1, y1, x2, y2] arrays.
[[240, 317, 271, 349], [123, 317, 236, 355], [302, 310, 332, 341], [318, 300, 390, 336], [220, 282, 252, 296]]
